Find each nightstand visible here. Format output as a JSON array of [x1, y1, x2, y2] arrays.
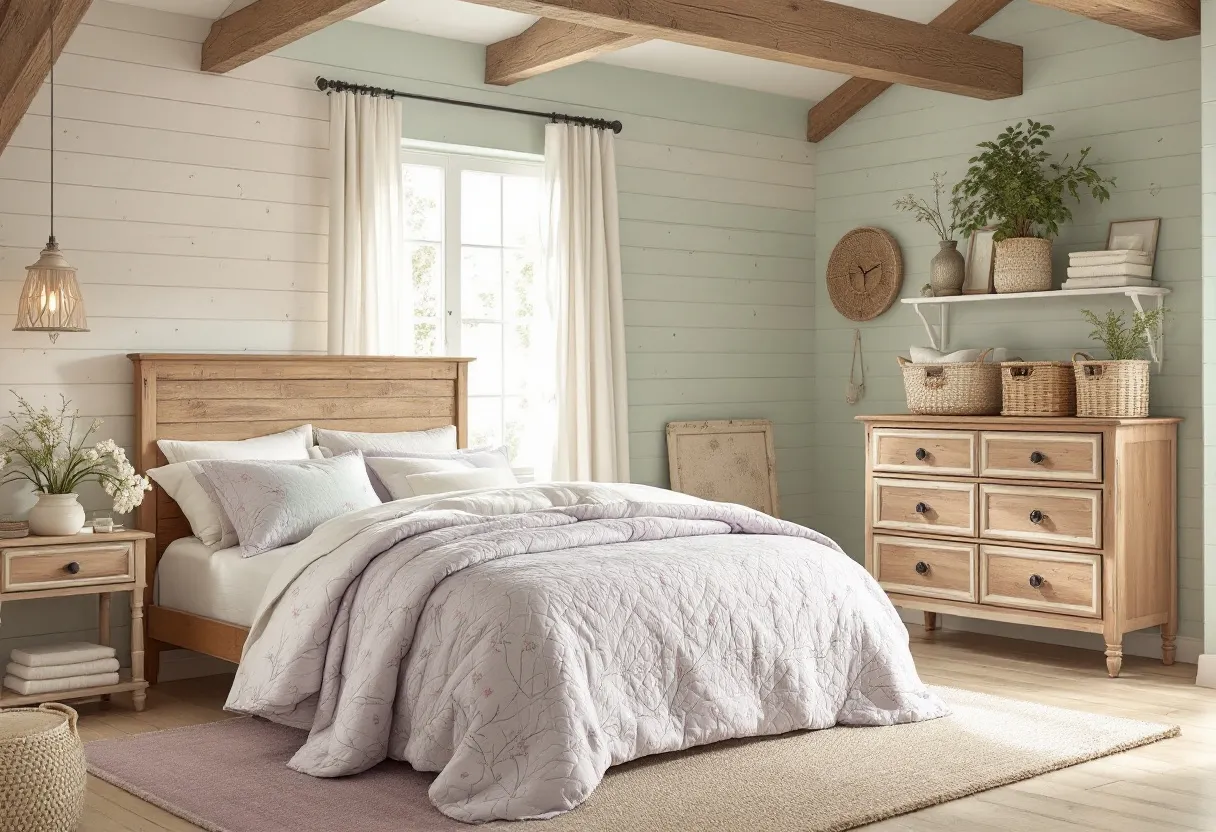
[[0, 530, 153, 711]]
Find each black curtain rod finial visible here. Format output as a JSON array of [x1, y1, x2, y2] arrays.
[[315, 76, 622, 134]]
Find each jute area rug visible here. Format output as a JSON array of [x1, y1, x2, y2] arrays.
[[86, 687, 1178, 832]]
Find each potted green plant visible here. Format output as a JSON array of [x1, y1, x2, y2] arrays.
[[952, 121, 1115, 294], [0, 394, 151, 535], [1073, 307, 1166, 417], [894, 172, 962, 296]]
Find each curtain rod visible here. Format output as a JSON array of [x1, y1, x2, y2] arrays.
[[315, 77, 623, 134]]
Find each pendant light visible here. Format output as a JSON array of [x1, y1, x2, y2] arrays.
[[13, 0, 88, 343]]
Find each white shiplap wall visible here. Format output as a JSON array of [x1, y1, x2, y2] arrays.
[[814, 1, 1203, 657], [0, 2, 816, 661]]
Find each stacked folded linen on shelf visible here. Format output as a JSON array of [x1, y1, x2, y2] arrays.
[[1064, 249, 1157, 289], [3, 642, 120, 695]]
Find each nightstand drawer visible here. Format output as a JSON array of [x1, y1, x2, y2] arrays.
[[1, 543, 135, 592]]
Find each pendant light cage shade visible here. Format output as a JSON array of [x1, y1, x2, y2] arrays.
[[14, 240, 89, 338]]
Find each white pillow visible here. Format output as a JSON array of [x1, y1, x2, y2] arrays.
[[402, 468, 519, 499], [158, 424, 313, 464], [909, 347, 1008, 364], [315, 425, 457, 457], [196, 453, 380, 557], [365, 457, 474, 500], [146, 461, 233, 547]]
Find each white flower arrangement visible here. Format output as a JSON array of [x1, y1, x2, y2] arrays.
[[0, 393, 152, 514]]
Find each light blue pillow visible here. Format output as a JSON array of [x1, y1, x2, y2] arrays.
[[196, 452, 380, 557]]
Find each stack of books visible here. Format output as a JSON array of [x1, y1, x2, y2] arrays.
[[1063, 250, 1156, 289]]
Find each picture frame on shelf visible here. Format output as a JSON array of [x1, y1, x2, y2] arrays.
[[1107, 218, 1161, 264], [963, 227, 996, 294]]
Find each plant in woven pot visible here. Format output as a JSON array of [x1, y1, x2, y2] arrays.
[[1074, 308, 1166, 418], [952, 121, 1115, 294], [894, 172, 963, 297]]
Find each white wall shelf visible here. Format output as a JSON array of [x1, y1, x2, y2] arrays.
[[901, 287, 1171, 368]]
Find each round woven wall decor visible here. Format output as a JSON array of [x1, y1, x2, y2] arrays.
[[826, 227, 904, 322]]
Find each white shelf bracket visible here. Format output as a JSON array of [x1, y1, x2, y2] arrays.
[[1127, 291, 1165, 369], [912, 302, 947, 351]]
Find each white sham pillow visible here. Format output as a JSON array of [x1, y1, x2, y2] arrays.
[[158, 424, 313, 464], [401, 468, 519, 499], [146, 461, 234, 547], [315, 425, 457, 457], [365, 457, 474, 500], [196, 453, 380, 557]]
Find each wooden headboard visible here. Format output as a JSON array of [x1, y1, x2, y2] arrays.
[[129, 354, 471, 561]]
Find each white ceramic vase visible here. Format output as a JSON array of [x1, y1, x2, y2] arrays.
[[27, 493, 86, 536]]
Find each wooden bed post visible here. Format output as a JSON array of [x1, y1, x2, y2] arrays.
[[132, 356, 164, 685]]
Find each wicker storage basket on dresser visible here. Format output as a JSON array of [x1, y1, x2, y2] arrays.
[[859, 415, 1180, 677]]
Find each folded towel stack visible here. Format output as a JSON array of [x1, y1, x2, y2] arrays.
[[1064, 250, 1157, 290], [4, 642, 120, 696]]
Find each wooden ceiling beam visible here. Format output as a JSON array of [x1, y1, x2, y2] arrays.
[[461, 0, 1024, 101], [486, 18, 645, 85], [202, 0, 386, 74], [1028, 0, 1198, 40], [0, 0, 93, 157], [807, 0, 1014, 143]]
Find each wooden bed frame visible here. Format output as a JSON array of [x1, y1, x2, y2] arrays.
[[129, 354, 471, 684]]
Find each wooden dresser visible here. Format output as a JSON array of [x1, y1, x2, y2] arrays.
[[857, 415, 1180, 677]]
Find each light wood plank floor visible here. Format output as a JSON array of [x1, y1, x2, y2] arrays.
[[76, 630, 1214, 831]]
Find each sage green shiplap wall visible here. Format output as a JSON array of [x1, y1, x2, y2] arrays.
[[1202, 0, 1216, 657], [280, 24, 817, 525], [813, 1, 1203, 645]]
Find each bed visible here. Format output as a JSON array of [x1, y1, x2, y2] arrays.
[[131, 353, 944, 824], [130, 353, 471, 681]]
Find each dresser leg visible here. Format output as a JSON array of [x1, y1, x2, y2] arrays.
[[1161, 623, 1177, 667], [923, 612, 940, 631], [1105, 642, 1123, 678]]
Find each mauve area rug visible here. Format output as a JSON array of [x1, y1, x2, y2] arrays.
[[86, 687, 1178, 832]]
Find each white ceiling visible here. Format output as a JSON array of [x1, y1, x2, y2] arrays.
[[112, 0, 962, 102]]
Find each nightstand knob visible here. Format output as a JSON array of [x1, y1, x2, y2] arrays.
[[914, 502, 929, 515], [1030, 451, 1046, 464], [1029, 574, 1045, 589], [64, 561, 81, 575], [915, 561, 930, 575], [1029, 509, 1044, 525], [915, 447, 928, 461]]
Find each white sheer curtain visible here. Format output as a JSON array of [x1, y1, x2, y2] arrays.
[[543, 123, 630, 482], [327, 92, 409, 355]]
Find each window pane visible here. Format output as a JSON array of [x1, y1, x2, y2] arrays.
[[403, 164, 443, 241], [469, 396, 503, 449], [409, 242, 442, 320], [504, 249, 538, 323], [503, 175, 540, 248], [504, 315, 537, 395], [462, 321, 503, 396], [461, 247, 502, 320], [414, 320, 439, 356], [461, 171, 502, 246]]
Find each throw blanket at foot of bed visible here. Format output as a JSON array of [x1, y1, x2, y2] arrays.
[[226, 484, 947, 823]]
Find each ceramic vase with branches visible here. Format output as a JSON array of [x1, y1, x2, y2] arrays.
[[895, 172, 964, 296]]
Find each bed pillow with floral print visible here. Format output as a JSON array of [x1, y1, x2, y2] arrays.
[[196, 452, 380, 557]]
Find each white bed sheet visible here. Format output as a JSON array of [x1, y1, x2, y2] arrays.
[[155, 537, 291, 628]]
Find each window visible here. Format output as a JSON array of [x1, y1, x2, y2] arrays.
[[402, 147, 553, 477]]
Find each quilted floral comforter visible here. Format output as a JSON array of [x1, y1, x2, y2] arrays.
[[226, 483, 946, 823]]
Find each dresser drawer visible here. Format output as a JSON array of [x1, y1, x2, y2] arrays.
[[979, 485, 1102, 549], [873, 535, 977, 602], [1, 543, 135, 593], [872, 478, 977, 537], [980, 545, 1101, 617], [979, 432, 1102, 483], [872, 429, 976, 476]]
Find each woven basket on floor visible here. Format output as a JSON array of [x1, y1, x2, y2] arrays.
[[993, 237, 1052, 293], [1072, 352, 1150, 418], [898, 348, 1002, 416], [1000, 361, 1076, 417], [0, 703, 86, 832]]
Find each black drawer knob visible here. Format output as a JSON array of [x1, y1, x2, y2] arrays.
[[1029, 574, 1045, 589], [1029, 509, 1044, 525], [1030, 451, 1045, 464], [915, 448, 928, 461], [64, 561, 81, 575], [915, 502, 929, 515], [915, 561, 930, 575]]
